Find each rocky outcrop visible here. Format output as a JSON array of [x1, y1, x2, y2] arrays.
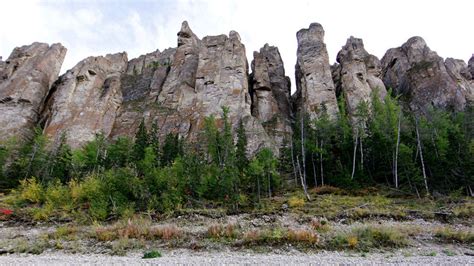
[[41, 53, 128, 149], [381, 37, 469, 111], [250, 44, 292, 148], [468, 56, 474, 77], [111, 21, 273, 154], [332, 37, 387, 124], [110, 48, 175, 138], [294, 23, 339, 121], [2, 22, 471, 157], [0, 43, 66, 143], [444, 58, 474, 104]]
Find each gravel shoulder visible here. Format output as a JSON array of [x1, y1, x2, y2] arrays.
[[1, 249, 473, 265]]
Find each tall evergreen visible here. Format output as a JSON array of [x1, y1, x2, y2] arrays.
[[235, 119, 248, 173], [133, 119, 149, 161]]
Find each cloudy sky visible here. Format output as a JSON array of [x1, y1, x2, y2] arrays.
[[1, 0, 472, 91]]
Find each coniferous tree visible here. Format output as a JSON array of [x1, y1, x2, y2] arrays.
[[235, 119, 248, 173], [133, 119, 149, 161]]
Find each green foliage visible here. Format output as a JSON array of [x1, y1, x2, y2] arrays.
[[106, 137, 133, 168], [70, 176, 108, 221], [161, 133, 182, 166], [143, 250, 162, 259], [235, 120, 248, 173], [2, 96, 471, 223], [6, 128, 49, 186], [133, 119, 149, 162], [71, 134, 107, 176]]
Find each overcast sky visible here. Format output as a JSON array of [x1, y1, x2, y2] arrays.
[[1, 0, 472, 92]]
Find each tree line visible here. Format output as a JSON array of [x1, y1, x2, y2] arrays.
[[0, 107, 280, 220], [285, 90, 473, 198], [0, 91, 472, 220]]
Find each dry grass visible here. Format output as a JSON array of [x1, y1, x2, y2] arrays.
[[149, 225, 181, 240], [206, 223, 238, 239], [311, 185, 345, 195], [310, 218, 331, 232], [435, 226, 474, 244], [287, 229, 318, 244], [329, 225, 409, 251]]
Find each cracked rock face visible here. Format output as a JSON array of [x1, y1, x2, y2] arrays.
[[0, 42, 66, 143], [41, 53, 128, 149], [333, 37, 387, 125], [251, 44, 292, 148], [381, 37, 469, 111], [444, 58, 474, 104], [469, 55, 474, 79], [110, 48, 176, 138], [112, 21, 273, 155], [294, 23, 339, 121]]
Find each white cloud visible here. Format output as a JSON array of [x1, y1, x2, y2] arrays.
[[1, 0, 473, 93]]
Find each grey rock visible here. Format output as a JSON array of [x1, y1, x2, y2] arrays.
[[444, 58, 473, 104], [42, 52, 128, 149], [381, 36, 468, 111], [110, 48, 175, 139], [0, 42, 66, 143], [110, 21, 274, 155], [250, 44, 292, 148], [333, 36, 387, 125], [294, 23, 339, 121], [469, 55, 474, 79]]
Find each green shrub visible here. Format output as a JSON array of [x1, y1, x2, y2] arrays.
[[70, 176, 108, 221], [17, 177, 44, 204], [330, 225, 408, 251], [435, 227, 474, 244], [288, 196, 305, 208], [45, 180, 72, 211], [143, 250, 162, 259]]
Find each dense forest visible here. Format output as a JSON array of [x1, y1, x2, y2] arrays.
[[0, 92, 472, 221]]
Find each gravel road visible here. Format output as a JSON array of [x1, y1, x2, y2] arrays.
[[1, 250, 473, 265]]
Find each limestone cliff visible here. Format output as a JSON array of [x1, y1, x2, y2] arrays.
[[332, 37, 387, 125], [381, 37, 470, 112], [294, 23, 339, 121], [111, 21, 274, 154], [0, 22, 472, 157], [250, 44, 292, 148], [41, 53, 128, 149], [0, 43, 66, 143]]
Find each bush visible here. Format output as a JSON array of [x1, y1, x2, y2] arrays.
[[17, 177, 44, 204], [143, 250, 162, 259], [45, 180, 72, 211], [287, 229, 318, 244], [330, 225, 408, 251], [70, 176, 108, 221], [288, 196, 305, 208], [435, 227, 474, 244]]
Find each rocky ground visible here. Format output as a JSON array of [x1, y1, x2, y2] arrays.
[[1, 248, 473, 265], [1, 213, 473, 265], [1, 192, 472, 265]]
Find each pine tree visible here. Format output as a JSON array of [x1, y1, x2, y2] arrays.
[[133, 119, 149, 161], [235, 119, 248, 173]]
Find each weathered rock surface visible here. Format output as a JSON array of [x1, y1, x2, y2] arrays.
[[294, 23, 339, 121], [468, 55, 474, 78], [0, 43, 66, 143], [250, 44, 292, 148], [381, 37, 469, 111], [112, 21, 273, 154], [444, 58, 474, 104], [41, 53, 128, 149], [333, 37, 387, 124], [110, 48, 175, 138]]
